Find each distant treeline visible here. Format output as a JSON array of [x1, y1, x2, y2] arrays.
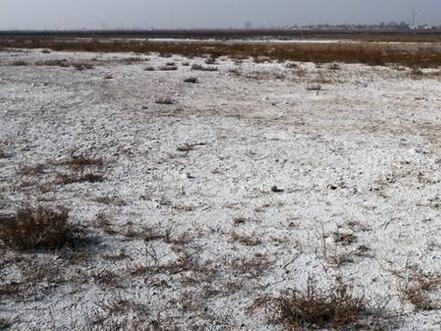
[[1, 29, 441, 41]]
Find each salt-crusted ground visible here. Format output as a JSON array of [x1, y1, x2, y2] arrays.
[[1, 47, 441, 330]]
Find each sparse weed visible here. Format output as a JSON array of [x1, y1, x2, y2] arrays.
[[329, 63, 341, 70], [271, 277, 367, 330], [12, 60, 28, 66], [35, 59, 70, 67], [52, 153, 104, 169], [55, 172, 105, 185], [229, 231, 262, 246], [401, 269, 441, 311], [183, 77, 198, 84], [0, 206, 79, 251], [204, 57, 216, 65], [191, 64, 218, 72], [306, 83, 322, 91], [155, 96, 174, 105], [73, 63, 93, 71], [159, 65, 178, 71]]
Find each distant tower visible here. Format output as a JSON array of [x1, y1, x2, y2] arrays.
[[410, 9, 417, 31]]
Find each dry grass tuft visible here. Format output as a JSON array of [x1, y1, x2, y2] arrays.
[[183, 77, 198, 84], [159, 65, 178, 71], [72, 63, 93, 71], [176, 143, 195, 152], [204, 57, 217, 65], [35, 59, 70, 67], [333, 232, 357, 246], [0, 206, 80, 251], [229, 231, 262, 246], [401, 270, 441, 311], [329, 63, 342, 70], [12, 60, 28, 66], [55, 172, 105, 185], [191, 64, 218, 72], [52, 153, 104, 169], [272, 278, 367, 330], [90, 299, 150, 330], [155, 96, 174, 105], [306, 83, 322, 91]]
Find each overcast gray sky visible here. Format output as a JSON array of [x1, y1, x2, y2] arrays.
[[1, 0, 440, 30]]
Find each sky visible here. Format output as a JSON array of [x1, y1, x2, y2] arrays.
[[1, 0, 440, 30]]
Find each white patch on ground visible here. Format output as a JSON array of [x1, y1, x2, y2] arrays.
[[1, 48, 441, 330]]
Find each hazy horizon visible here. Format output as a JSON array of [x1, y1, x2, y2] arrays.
[[1, 0, 440, 30]]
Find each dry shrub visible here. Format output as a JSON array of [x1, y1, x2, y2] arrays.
[[122, 57, 145, 65], [52, 154, 103, 169], [183, 77, 198, 84], [155, 96, 174, 105], [285, 62, 298, 69], [191, 64, 218, 72], [227, 68, 241, 76], [159, 65, 178, 71], [12, 60, 28, 66], [55, 172, 105, 185], [229, 231, 262, 246], [0, 206, 79, 251], [73, 63, 93, 71], [35, 59, 70, 67], [145, 66, 155, 71], [306, 83, 322, 91], [90, 299, 151, 330], [329, 63, 341, 70], [272, 278, 367, 330], [228, 253, 272, 278], [401, 270, 441, 311], [176, 143, 195, 152], [204, 57, 216, 65], [333, 232, 357, 246]]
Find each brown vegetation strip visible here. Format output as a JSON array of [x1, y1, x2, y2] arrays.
[[2, 38, 441, 67]]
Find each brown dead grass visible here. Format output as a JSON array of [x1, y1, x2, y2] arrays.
[[0, 206, 80, 251], [401, 270, 441, 311], [4, 38, 441, 67], [51, 154, 104, 169], [35, 59, 70, 67], [191, 64, 218, 71], [11, 60, 28, 66], [55, 172, 105, 185], [271, 278, 368, 330], [229, 231, 262, 246]]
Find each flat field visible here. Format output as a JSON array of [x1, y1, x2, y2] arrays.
[[1, 40, 441, 330]]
